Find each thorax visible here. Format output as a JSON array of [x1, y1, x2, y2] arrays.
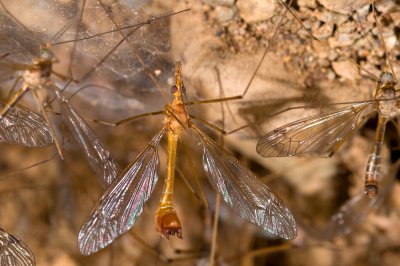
[[22, 58, 52, 88], [164, 99, 190, 134], [377, 87, 397, 117]]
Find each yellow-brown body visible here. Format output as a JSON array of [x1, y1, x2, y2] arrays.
[[155, 62, 190, 238]]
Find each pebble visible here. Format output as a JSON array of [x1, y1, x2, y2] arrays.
[[332, 60, 360, 80], [236, 0, 278, 23], [357, 48, 370, 58], [215, 5, 236, 22], [326, 69, 336, 80], [202, 0, 235, 6], [318, 0, 374, 13], [337, 21, 356, 34], [313, 22, 334, 39], [355, 4, 370, 19], [298, 0, 317, 8], [376, 0, 397, 13], [330, 32, 354, 47], [384, 35, 397, 51], [390, 11, 400, 27], [318, 11, 349, 25], [311, 39, 330, 59], [318, 58, 331, 67]]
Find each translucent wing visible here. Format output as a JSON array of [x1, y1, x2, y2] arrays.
[[0, 102, 53, 147], [0, 7, 43, 64], [323, 192, 375, 240], [323, 162, 397, 240], [192, 127, 296, 239], [56, 94, 118, 186], [0, 227, 35, 266], [257, 102, 376, 157], [0, 59, 20, 83], [78, 129, 164, 255]]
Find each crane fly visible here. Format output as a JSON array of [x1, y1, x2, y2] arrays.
[[256, 2, 400, 238], [0, 0, 119, 186], [257, 1, 400, 199], [78, 62, 297, 255], [0, 227, 35, 266], [257, 72, 396, 197]]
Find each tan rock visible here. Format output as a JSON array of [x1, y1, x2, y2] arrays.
[[332, 60, 360, 80], [236, 0, 278, 23], [318, 0, 374, 13]]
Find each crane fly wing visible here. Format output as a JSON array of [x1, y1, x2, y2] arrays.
[[0, 101, 53, 147], [56, 92, 118, 186], [323, 161, 397, 240], [78, 129, 164, 255], [0, 227, 35, 266], [257, 102, 376, 157], [0, 59, 21, 83], [191, 126, 296, 239], [323, 192, 375, 240], [0, 10, 44, 71]]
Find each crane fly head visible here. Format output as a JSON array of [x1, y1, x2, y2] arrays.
[[39, 44, 54, 61], [170, 61, 187, 102], [378, 72, 397, 91]]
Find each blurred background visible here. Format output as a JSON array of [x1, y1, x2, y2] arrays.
[[0, 0, 399, 265]]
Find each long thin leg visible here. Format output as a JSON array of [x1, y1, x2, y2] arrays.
[[209, 195, 220, 266], [186, 95, 242, 106], [46, 106, 165, 130], [51, 9, 190, 46], [175, 167, 205, 207], [209, 64, 229, 266], [214, 66, 237, 124], [51, 71, 78, 83], [91, 111, 165, 127], [32, 89, 64, 159], [242, 244, 291, 264], [0, 152, 57, 182], [45, 1, 87, 105], [47, 83, 113, 109], [180, 140, 209, 208], [0, 83, 29, 118], [372, 4, 398, 82], [190, 95, 381, 135], [65, 0, 87, 82], [67, 84, 114, 101]]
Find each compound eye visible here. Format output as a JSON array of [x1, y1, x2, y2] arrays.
[[40, 48, 53, 60], [380, 72, 394, 84], [171, 85, 178, 94]]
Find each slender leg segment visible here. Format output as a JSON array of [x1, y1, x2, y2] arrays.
[[0, 84, 29, 118], [32, 88, 64, 159], [364, 115, 388, 197], [155, 130, 182, 239]]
